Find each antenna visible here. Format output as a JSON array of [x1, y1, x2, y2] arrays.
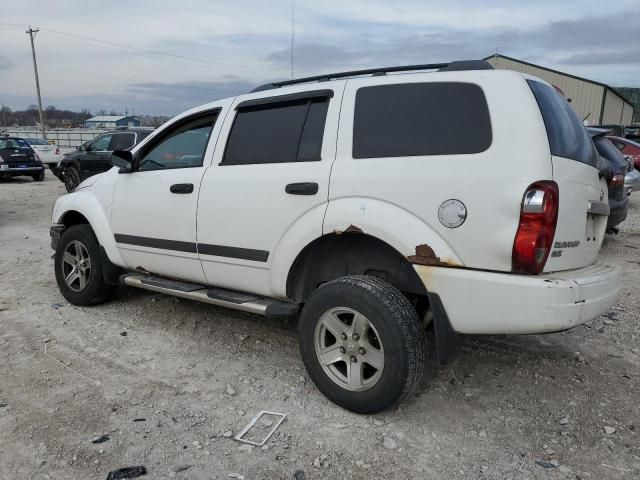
[[290, 0, 295, 80]]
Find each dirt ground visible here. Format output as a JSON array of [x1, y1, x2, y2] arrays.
[[1, 174, 638, 480]]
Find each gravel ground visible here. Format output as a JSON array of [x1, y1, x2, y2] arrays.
[[0, 174, 638, 480]]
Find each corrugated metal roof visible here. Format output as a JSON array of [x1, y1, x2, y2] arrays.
[[483, 54, 633, 107]]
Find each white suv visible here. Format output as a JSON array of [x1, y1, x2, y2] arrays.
[[50, 60, 620, 413]]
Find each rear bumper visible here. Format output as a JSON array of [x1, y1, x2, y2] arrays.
[[0, 166, 44, 175], [414, 263, 620, 334]]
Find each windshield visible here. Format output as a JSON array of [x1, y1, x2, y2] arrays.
[[0, 138, 31, 150]]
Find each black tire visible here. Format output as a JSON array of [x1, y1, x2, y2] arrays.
[[298, 275, 427, 413], [63, 167, 80, 193], [54, 225, 117, 306], [32, 170, 45, 182]]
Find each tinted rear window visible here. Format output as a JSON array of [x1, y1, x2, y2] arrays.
[[527, 80, 597, 166], [353, 82, 492, 158]]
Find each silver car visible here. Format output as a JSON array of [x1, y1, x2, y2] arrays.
[[623, 155, 640, 195]]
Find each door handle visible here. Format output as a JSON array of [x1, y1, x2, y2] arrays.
[[285, 182, 319, 195], [170, 183, 194, 194]]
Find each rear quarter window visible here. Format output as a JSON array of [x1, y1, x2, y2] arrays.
[[353, 82, 492, 159], [527, 80, 597, 167]]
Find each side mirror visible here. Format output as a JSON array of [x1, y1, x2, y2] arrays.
[[79, 144, 87, 152], [110, 150, 134, 173]]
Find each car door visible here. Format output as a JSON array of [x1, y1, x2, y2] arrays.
[[196, 84, 344, 297], [82, 133, 113, 178], [111, 108, 223, 283]]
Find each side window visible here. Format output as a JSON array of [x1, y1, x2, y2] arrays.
[[527, 80, 597, 167], [353, 82, 492, 159], [88, 134, 112, 152], [222, 96, 329, 165], [108, 133, 135, 151], [138, 112, 217, 171]]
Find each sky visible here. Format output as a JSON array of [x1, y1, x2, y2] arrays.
[[1, 0, 639, 116]]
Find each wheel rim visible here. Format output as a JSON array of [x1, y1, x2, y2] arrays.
[[314, 307, 385, 392], [64, 170, 78, 191], [61, 240, 91, 292]]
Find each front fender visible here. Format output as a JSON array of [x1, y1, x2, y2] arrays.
[[322, 197, 462, 266], [52, 190, 125, 267]]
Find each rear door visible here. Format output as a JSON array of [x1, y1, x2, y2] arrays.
[[196, 85, 343, 296], [527, 80, 608, 271]]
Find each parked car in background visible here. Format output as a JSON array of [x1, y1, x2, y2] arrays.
[[608, 136, 640, 171], [589, 128, 629, 232], [57, 127, 153, 192], [592, 124, 624, 137], [23, 137, 62, 172], [0, 137, 45, 181], [624, 156, 640, 195]]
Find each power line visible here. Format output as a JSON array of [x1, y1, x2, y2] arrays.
[[39, 27, 282, 73]]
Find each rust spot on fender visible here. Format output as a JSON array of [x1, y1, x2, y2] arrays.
[[334, 224, 364, 235], [407, 244, 460, 267], [344, 224, 363, 234]]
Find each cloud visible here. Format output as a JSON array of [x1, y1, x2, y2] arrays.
[[0, 55, 14, 70]]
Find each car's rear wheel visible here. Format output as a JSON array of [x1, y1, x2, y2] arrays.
[[32, 170, 45, 182], [298, 275, 427, 413], [54, 225, 117, 306], [63, 167, 80, 192]]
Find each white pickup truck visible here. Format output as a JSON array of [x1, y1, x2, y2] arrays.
[[51, 60, 620, 413]]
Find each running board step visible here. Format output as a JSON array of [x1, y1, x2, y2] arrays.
[[121, 274, 300, 318]]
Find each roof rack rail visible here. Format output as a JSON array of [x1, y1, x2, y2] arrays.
[[250, 60, 493, 93]]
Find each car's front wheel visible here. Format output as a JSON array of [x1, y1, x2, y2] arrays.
[[298, 275, 427, 413], [63, 167, 80, 192], [54, 225, 117, 306]]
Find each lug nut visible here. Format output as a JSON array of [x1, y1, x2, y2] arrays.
[[350, 356, 357, 363], [339, 346, 346, 354], [358, 347, 366, 355], [352, 333, 360, 341], [341, 333, 347, 340]]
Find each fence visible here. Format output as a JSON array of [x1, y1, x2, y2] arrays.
[[1, 128, 105, 147]]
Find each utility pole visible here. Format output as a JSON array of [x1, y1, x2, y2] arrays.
[[26, 26, 46, 139], [290, 0, 295, 79]]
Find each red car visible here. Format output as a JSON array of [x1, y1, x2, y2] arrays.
[[608, 136, 640, 171]]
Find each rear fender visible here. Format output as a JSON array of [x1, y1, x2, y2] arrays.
[[322, 197, 462, 267]]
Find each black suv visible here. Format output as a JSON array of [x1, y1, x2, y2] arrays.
[[57, 127, 153, 192], [0, 136, 45, 181]]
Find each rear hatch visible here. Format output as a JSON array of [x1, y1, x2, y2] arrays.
[[0, 139, 39, 167], [527, 80, 608, 272]]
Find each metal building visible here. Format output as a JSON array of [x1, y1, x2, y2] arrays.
[[485, 54, 634, 126], [84, 115, 140, 128]]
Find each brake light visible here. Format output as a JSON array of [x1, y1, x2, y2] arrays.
[[35, 152, 41, 162], [512, 181, 559, 274], [608, 174, 624, 186], [55, 147, 60, 155]]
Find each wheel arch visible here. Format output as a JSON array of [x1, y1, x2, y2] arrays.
[[286, 232, 427, 302], [53, 191, 125, 268]]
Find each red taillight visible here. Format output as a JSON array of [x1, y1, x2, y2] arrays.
[[512, 181, 559, 274], [55, 147, 60, 155], [608, 174, 624, 186]]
